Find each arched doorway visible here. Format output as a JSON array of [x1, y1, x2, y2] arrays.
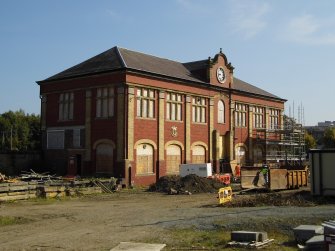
[[253, 146, 263, 164], [96, 143, 114, 174], [166, 144, 181, 174], [236, 145, 246, 165], [136, 143, 154, 175], [192, 145, 206, 163]]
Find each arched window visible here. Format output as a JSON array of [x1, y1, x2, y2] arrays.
[[166, 144, 181, 174], [96, 143, 114, 174], [218, 100, 225, 123], [136, 144, 154, 174], [192, 145, 206, 163]]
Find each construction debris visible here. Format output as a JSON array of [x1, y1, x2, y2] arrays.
[[20, 169, 62, 183], [0, 172, 6, 182], [228, 231, 274, 249]]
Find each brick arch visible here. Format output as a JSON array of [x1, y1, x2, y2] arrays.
[[164, 140, 184, 150], [134, 139, 157, 150], [93, 139, 116, 150], [191, 141, 208, 164], [191, 141, 208, 150]]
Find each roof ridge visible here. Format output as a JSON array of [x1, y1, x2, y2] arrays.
[[115, 46, 127, 67], [118, 47, 185, 65]]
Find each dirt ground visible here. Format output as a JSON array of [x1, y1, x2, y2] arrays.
[[0, 189, 334, 251]]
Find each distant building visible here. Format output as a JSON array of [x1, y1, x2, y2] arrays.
[[37, 47, 286, 185], [305, 120, 335, 147], [317, 121, 335, 127]]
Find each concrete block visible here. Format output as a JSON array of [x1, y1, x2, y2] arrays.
[[0, 194, 30, 201], [9, 185, 28, 192], [9, 182, 28, 186], [0, 192, 8, 197], [110, 242, 166, 251], [0, 186, 9, 192], [231, 231, 268, 242], [323, 220, 335, 235], [28, 185, 37, 190], [293, 225, 324, 244], [305, 235, 326, 251], [8, 191, 28, 196]]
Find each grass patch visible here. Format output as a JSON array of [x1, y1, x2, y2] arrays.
[[0, 216, 29, 226], [152, 215, 331, 250], [159, 227, 298, 251]]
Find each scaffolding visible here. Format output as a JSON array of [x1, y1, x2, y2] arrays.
[[253, 117, 306, 168]]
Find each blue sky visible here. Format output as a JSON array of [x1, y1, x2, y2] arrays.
[[1, 0, 334, 126]]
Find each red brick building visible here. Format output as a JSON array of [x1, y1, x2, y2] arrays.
[[37, 47, 285, 185]]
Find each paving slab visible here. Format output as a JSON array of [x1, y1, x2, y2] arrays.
[[110, 242, 166, 251]]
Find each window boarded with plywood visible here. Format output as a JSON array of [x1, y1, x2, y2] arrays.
[[136, 144, 154, 175], [192, 145, 206, 164], [166, 144, 181, 174]]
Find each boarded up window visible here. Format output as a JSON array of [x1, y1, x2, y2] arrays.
[[166, 144, 181, 174], [136, 144, 154, 175], [192, 145, 206, 164], [47, 130, 64, 149], [96, 144, 114, 174]]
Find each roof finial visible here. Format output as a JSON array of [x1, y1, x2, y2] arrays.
[[220, 48, 222, 53]]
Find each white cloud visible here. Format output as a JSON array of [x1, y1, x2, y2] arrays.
[[229, 1, 270, 39], [282, 14, 335, 45]]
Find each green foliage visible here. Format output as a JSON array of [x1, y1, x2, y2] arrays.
[[323, 127, 335, 148], [305, 132, 316, 151], [0, 216, 29, 226], [0, 109, 41, 152]]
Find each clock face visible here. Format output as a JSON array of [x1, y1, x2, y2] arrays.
[[216, 67, 225, 83]]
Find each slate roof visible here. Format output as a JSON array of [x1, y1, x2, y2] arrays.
[[39, 46, 285, 101]]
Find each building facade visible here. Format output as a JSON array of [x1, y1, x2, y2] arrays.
[[37, 47, 286, 185]]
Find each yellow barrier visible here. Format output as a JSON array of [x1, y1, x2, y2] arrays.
[[218, 186, 232, 204]]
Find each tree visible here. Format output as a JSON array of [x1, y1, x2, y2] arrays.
[[305, 132, 316, 152], [0, 110, 41, 151], [323, 127, 335, 148]]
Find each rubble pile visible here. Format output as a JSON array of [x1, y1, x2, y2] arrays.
[[150, 174, 224, 194]]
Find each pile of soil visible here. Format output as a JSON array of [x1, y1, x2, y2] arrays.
[[224, 190, 335, 207], [149, 174, 225, 194]]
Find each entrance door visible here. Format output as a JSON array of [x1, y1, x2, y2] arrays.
[[96, 143, 114, 174]]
